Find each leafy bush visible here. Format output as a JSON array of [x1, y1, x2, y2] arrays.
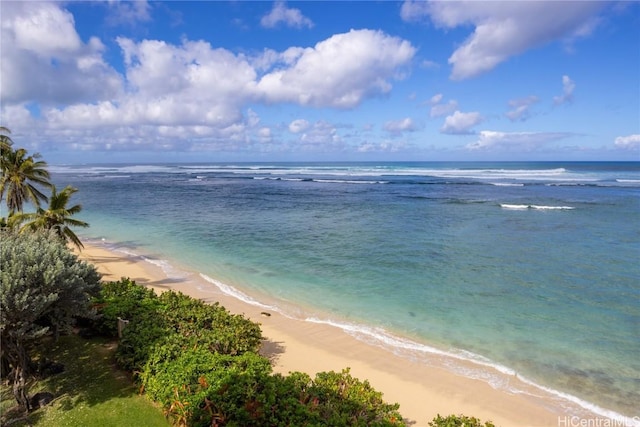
[[94, 279, 412, 426], [157, 291, 262, 355], [306, 368, 404, 426], [143, 353, 404, 427], [429, 414, 496, 427], [115, 309, 172, 372], [91, 277, 160, 337], [142, 349, 276, 426], [86, 279, 261, 372]]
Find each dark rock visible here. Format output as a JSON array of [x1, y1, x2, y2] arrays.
[[30, 391, 54, 410]]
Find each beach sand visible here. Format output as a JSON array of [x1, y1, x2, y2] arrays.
[[77, 242, 567, 427]]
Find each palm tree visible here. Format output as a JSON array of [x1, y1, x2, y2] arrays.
[[15, 185, 89, 250], [0, 126, 13, 155], [0, 146, 52, 215], [1, 127, 15, 194]]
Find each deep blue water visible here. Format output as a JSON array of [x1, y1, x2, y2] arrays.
[[51, 162, 640, 418]]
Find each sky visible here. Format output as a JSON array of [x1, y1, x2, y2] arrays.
[[1, 0, 639, 163]]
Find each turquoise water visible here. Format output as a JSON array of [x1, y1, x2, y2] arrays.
[[51, 162, 640, 419]]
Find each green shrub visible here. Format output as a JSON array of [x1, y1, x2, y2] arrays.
[[96, 279, 407, 427], [91, 280, 262, 373], [142, 349, 277, 426], [429, 414, 496, 427], [91, 277, 160, 337], [307, 368, 404, 426], [115, 310, 171, 372], [157, 291, 263, 355]]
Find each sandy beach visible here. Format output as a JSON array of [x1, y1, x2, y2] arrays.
[[77, 242, 571, 427]]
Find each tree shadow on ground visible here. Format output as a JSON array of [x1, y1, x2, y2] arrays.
[[1, 334, 139, 426], [259, 338, 285, 366]]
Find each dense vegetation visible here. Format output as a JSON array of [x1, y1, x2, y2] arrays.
[[88, 278, 404, 426], [1, 128, 496, 426]]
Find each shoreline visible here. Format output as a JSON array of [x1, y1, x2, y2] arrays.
[[76, 240, 629, 427]]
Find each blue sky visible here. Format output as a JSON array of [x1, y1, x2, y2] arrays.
[[1, 1, 639, 163]]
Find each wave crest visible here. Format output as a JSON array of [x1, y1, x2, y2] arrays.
[[501, 204, 575, 210]]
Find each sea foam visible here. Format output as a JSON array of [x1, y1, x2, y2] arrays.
[[199, 273, 280, 313], [85, 234, 637, 426], [500, 204, 575, 210], [302, 316, 639, 425]]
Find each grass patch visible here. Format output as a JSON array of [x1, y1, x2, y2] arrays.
[[1, 334, 169, 427]]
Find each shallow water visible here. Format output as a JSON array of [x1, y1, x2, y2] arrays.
[[52, 162, 640, 418]]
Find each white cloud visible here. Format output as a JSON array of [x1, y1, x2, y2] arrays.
[[289, 119, 310, 133], [1, 3, 418, 154], [256, 29, 416, 108], [298, 121, 341, 145], [41, 27, 414, 143], [0, 2, 122, 105], [467, 130, 573, 151], [553, 75, 576, 105], [401, 1, 604, 80], [112, 37, 257, 127], [4, 2, 82, 56], [428, 93, 458, 118], [614, 134, 640, 150], [357, 140, 407, 153], [441, 111, 482, 134], [257, 127, 272, 140], [384, 118, 418, 135], [400, 0, 430, 22], [506, 96, 539, 121], [420, 59, 439, 69], [246, 109, 261, 128], [430, 100, 458, 118], [106, 0, 152, 26], [261, 1, 313, 29]]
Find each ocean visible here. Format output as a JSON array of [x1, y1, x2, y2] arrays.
[[50, 162, 639, 421]]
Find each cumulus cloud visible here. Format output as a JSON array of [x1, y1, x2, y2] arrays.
[[289, 119, 311, 133], [400, 1, 430, 22], [113, 37, 257, 127], [427, 93, 458, 118], [357, 140, 407, 153], [301, 121, 339, 144], [256, 29, 416, 108], [401, 1, 604, 79], [0, 1, 123, 104], [2, 2, 417, 153], [441, 111, 482, 134], [553, 75, 576, 105], [506, 96, 539, 121], [614, 134, 640, 150], [261, 1, 313, 29], [466, 130, 573, 151], [384, 118, 418, 135], [257, 127, 273, 141]]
